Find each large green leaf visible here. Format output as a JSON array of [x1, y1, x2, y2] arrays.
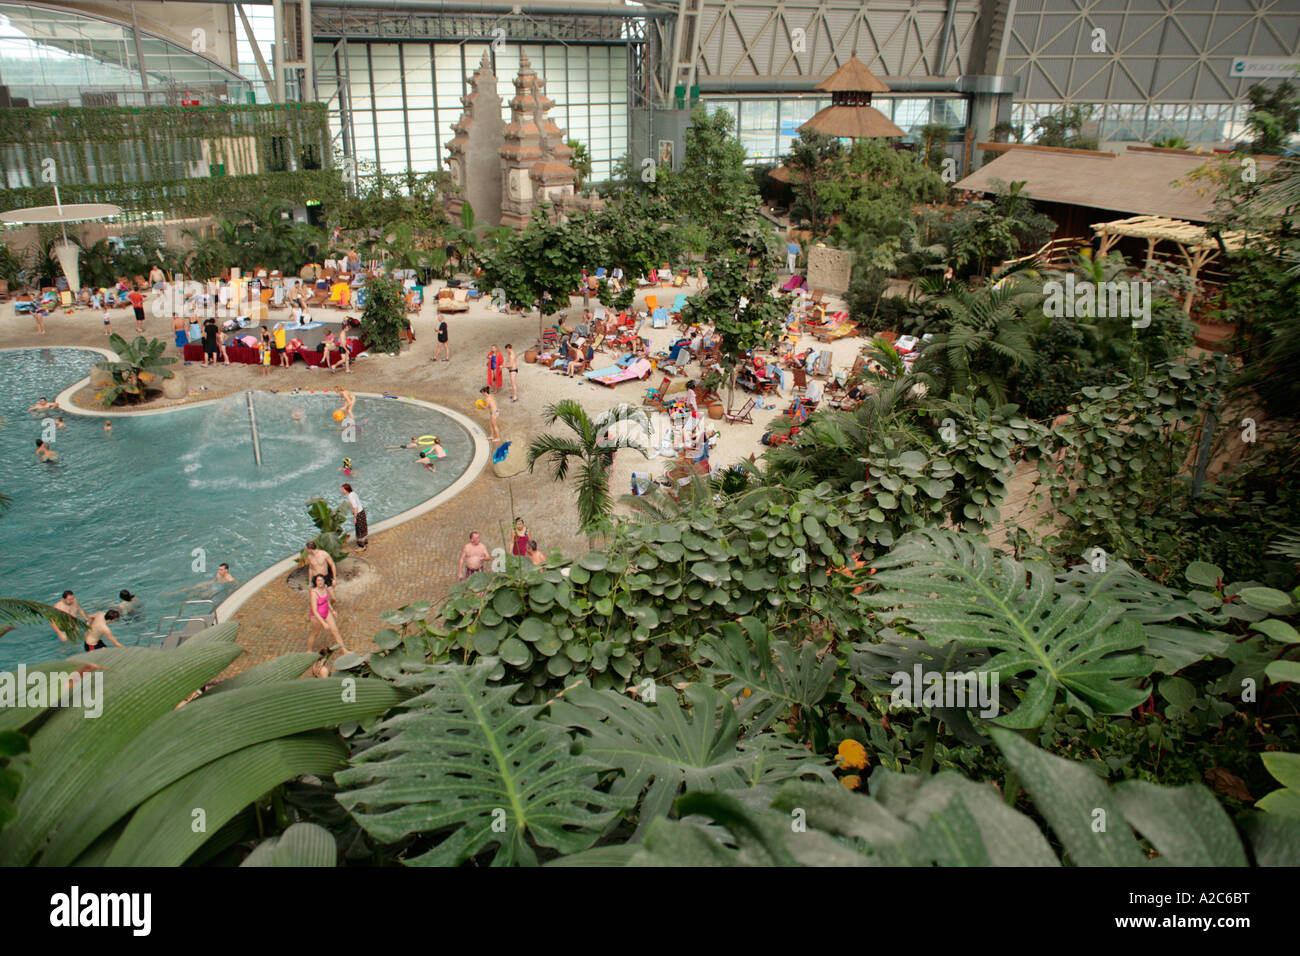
[[37, 676, 404, 865], [1257, 752, 1300, 817], [240, 823, 338, 867], [991, 727, 1147, 865], [1112, 780, 1248, 865], [335, 661, 626, 866], [104, 732, 348, 866], [864, 530, 1153, 728], [204, 653, 317, 694], [697, 616, 837, 736], [0, 642, 241, 866], [547, 683, 831, 839]]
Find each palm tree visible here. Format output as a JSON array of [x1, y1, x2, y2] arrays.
[[94, 334, 177, 406], [911, 278, 1042, 405], [566, 139, 592, 191], [526, 401, 651, 532]]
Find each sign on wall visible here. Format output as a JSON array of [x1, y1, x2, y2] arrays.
[[1229, 57, 1300, 79]]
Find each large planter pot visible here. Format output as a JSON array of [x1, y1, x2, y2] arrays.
[[161, 371, 186, 399], [525, 349, 538, 364], [708, 403, 724, 420]]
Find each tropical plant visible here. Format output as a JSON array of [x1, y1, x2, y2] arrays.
[[1031, 105, 1098, 150], [784, 128, 845, 238], [0, 730, 28, 835], [526, 401, 651, 532], [863, 529, 1155, 730], [93, 334, 177, 406], [1241, 80, 1299, 155], [594, 728, 1300, 866], [663, 103, 759, 256], [0, 623, 404, 866], [547, 682, 832, 839], [336, 660, 628, 866], [910, 276, 1042, 403], [240, 822, 338, 866], [357, 275, 407, 355], [0, 598, 86, 641], [303, 496, 351, 563], [566, 138, 593, 190]]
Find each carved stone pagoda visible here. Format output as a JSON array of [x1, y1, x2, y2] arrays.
[[498, 52, 580, 227], [444, 52, 505, 226]]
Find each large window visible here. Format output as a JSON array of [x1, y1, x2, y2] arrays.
[[316, 40, 628, 182], [0, 2, 254, 106], [1011, 101, 1251, 146]]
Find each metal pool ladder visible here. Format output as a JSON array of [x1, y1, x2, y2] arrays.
[[134, 600, 219, 650]]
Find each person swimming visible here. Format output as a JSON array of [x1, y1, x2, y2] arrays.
[[341, 457, 353, 476], [27, 398, 56, 413], [35, 439, 57, 461], [418, 450, 436, 472]]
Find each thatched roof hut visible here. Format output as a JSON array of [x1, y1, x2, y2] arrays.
[[799, 56, 903, 140]]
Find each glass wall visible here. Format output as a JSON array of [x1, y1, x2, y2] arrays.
[[1011, 101, 1251, 145], [706, 95, 970, 164], [315, 40, 628, 182], [0, 2, 254, 106]]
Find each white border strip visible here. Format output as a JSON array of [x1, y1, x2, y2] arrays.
[[6, 346, 491, 622]]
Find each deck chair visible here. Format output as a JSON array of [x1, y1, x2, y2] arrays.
[[792, 367, 808, 392], [672, 292, 688, 312], [0, 279, 9, 301], [595, 267, 607, 279], [642, 375, 671, 407], [645, 294, 659, 312], [810, 350, 832, 377], [724, 397, 756, 425], [657, 267, 673, 284], [271, 284, 286, 307], [651, 308, 669, 329]]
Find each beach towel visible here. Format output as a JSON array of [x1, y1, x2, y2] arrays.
[[631, 472, 652, 496], [589, 358, 652, 386], [651, 308, 669, 329], [781, 274, 806, 292]]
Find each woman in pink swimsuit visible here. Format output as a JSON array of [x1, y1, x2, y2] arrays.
[[307, 574, 348, 653]]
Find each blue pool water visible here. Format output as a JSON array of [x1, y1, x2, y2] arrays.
[[0, 347, 475, 670]]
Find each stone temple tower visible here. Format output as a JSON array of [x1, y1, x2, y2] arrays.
[[498, 52, 577, 228], [445, 52, 505, 226]]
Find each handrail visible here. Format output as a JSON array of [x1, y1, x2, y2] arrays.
[[246, 391, 263, 466]]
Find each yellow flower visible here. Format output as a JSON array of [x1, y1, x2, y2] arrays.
[[741, 688, 752, 698], [836, 739, 869, 770], [840, 774, 861, 790]]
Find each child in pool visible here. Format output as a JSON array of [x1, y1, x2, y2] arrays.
[[418, 450, 436, 472], [340, 458, 353, 477]]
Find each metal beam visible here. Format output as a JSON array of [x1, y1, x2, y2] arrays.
[[181, 0, 671, 18], [236, 2, 277, 99]]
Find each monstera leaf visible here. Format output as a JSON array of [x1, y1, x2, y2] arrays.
[[547, 683, 831, 839], [697, 616, 838, 737], [862, 529, 1153, 729], [335, 661, 627, 866], [1055, 559, 1226, 673], [850, 630, 995, 745]]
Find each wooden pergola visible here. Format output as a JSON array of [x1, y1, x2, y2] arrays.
[[1091, 215, 1246, 314]]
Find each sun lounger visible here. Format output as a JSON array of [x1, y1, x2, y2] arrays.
[[652, 308, 669, 329], [645, 294, 659, 312], [672, 293, 688, 311], [588, 357, 652, 386]]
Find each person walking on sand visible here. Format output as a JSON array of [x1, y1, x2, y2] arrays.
[[50, 589, 90, 642], [342, 482, 368, 550], [434, 317, 450, 361], [479, 387, 501, 441], [128, 287, 146, 333], [82, 609, 124, 651], [304, 540, 338, 603], [504, 343, 519, 402], [458, 531, 491, 580], [307, 574, 349, 653]]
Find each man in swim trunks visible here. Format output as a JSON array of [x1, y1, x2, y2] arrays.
[[215, 563, 238, 586], [82, 609, 124, 651], [480, 387, 500, 441], [458, 531, 491, 581], [35, 439, 57, 461], [504, 343, 519, 402], [172, 314, 189, 354], [304, 540, 338, 602], [50, 589, 90, 642], [27, 398, 56, 413]]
